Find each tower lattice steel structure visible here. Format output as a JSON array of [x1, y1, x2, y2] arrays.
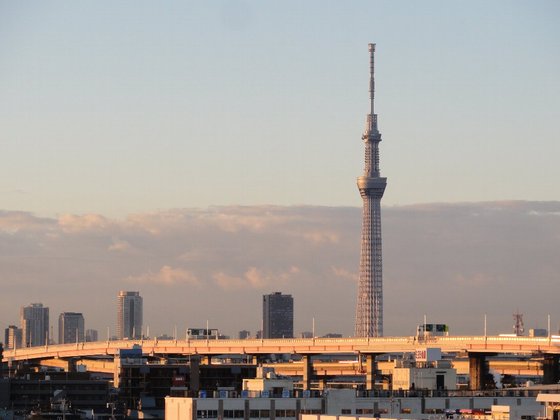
[[355, 43, 387, 337]]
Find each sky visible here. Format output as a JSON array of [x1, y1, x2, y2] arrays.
[[1, 1, 559, 216], [0, 1, 559, 338]]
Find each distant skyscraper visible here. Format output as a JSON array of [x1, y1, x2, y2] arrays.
[[263, 292, 293, 339], [117, 291, 143, 339], [355, 43, 387, 337], [238, 330, 251, 339], [58, 312, 85, 344], [20, 303, 49, 347], [4, 325, 22, 349], [85, 329, 99, 342]]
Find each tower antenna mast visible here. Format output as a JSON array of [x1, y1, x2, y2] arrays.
[[369, 43, 375, 117], [355, 43, 387, 337]]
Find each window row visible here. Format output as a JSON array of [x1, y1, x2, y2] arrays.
[[197, 409, 301, 419]]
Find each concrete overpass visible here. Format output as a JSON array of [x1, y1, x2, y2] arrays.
[[5, 336, 560, 361], [4, 335, 560, 389]]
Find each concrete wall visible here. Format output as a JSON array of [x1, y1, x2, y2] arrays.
[[165, 397, 193, 420], [392, 367, 457, 391]]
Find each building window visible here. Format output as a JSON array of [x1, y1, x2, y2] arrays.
[[356, 408, 374, 415], [341, 409, 352, 414], [300, 410, 321, 415]]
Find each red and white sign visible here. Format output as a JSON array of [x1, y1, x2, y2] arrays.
[[415, 347, 441, 362]]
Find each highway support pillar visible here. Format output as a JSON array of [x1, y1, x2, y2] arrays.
[[543, 354, 560, 384], [189, 357, 200, 393], [302, 355, 313, 391], [365, 354, 376, 391], [468, 353, 489, 390], [66, 358, 77, 372]]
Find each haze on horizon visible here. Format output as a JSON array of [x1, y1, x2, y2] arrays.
[[1, 201, 559, 339], [1, 2, 559, 339]]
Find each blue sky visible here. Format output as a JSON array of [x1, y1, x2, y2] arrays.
[[1, 1, 559, 217]]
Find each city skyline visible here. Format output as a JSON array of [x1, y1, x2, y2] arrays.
[[0, 3, 559, 340]]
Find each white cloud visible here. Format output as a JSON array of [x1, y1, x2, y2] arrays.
[[58, 214, 112, 233], [331, 266, 358, 283], [125, 265, 200, 286], [108, 238, 132, 252], [0, 211, 54, 233], [213, 266, 300, 290], [301, 231, 339, 244]]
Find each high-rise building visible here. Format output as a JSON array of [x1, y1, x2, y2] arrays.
[[85, 329, 99, 342], [4, 325, 22, 349], [58, 312, 85, 344], [20, 303, 49, 347], [117, 291, 143, 339], [355, 43, 387, 337], [238, 330, 251, 339], [263, 292, 293, 339]]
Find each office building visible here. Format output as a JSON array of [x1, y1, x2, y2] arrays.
[[20, 303, 49, 347], [238, 330, 251, 339], [58, 312, 85, 344], [85, 328, 99, 342], [4, 325, 22, 349], [263, 292, 293, 339], [117, 291, 143, 339], [355, 44, 387, 337]]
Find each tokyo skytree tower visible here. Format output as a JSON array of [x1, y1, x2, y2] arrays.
[[355, 44, 387, 337]]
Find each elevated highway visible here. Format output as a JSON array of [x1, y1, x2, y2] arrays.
[[4, 335, 560, 362], [4, 336, 559, 390]]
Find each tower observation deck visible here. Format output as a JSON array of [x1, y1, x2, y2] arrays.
[[355, 43, 387, 337]]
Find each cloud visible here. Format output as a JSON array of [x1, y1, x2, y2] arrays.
[[58, 214, 112, 233], [1, 201, 560, 337], [205, 206, 302, 233], [213, 266, 300, 290], [301, 231, 339, 244], [0, 211, 54, 233], [107, 238, 133, 252], [331, 266, 358, 283], [125, 265, 200, 286]]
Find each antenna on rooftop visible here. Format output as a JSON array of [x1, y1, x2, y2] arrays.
[[513, 311, 524, 336]]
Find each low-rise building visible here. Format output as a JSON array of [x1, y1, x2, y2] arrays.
[[165, 388, 546, 420], [392, 362, 457, 391]]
